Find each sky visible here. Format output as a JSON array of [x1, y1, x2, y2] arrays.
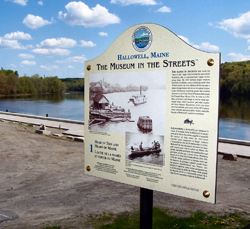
[[1, 0, 250, 79]]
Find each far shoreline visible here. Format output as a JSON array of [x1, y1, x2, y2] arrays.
[[0, 92, 67, 97]]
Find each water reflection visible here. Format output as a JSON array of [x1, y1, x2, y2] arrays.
[[219, 96, 250, 140], [220, 96, 250, 121], [0, 93, 250, 140], [1, 94, 65, 103], [0, 92, 84, 121], [64, 92, 84, 101]]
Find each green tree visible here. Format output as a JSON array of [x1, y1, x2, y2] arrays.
[[7, 73, 19, 94], [0, 70, 8, 94], [31, 74, 43, 93]]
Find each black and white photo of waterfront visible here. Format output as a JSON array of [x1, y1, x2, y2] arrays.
[[88, 71, 167, 136]]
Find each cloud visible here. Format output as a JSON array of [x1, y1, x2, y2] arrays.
[[23, 14, 54, 29], [55, 55, 87, 63], [21, 60, 36, 65], [178, 35, 190, 44], [38, 1, 43, 5], [217, 11, 250, 39], [227, 53, 250, 61], [193, 42, 220, 52], [9, 64, 17, 68], [68, 65, 75, 69], [5, 0, 28, 6], [4, 31, 32, 40], [58, 2, 120, 27], [110, 0, 157, 5], [40, 65, 59, 70], [208, 22, 213, 27], [25, 44, 34, 49], [99, 32, 108, 36], [79, 40, 96, 47], [32, 48, 70, 56], [178, 35, 219, 52], [0, 38, 24, 49], [156, 6, 171, 13], [19, 53, 34, 58], [37, 38, 77, 48]]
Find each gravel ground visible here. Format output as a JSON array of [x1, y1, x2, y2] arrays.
[[0, 121, 250, 229]]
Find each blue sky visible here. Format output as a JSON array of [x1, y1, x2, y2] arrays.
[[1, 0, 250, 78]]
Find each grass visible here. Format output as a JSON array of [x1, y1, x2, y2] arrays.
[[85, 208, 250, 229]]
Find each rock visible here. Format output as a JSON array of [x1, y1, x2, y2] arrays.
[[0, 209, 19, 223], [52, 133, 64, 137], [36, 129, 51, 135], [39, 124, 46, 130], [74, 137, 84, 142], [66, 136, 74, 140], [222, 154, 237, 161]]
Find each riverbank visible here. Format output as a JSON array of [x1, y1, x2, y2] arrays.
[[0, 120, 250, 228], [1, 92, 250, 140], [1, 111, 250, 158], [0, 111, 84, 138], [0, 92, 53, 97]]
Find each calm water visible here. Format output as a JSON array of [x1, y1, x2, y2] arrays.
[[0, 92, 250, 141], [219, 97, 250, 141], [0, 93, 84, 121]]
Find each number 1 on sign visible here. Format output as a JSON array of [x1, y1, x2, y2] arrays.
[[90, 144, 93, 152]]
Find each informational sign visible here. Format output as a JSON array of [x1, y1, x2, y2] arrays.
[[84, 23, 220, 204]]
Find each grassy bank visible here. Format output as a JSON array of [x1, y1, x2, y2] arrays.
[[87, 208, 250, 229], [44, 207, 250, 229]]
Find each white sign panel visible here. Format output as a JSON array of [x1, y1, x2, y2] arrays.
[[84, 24, 220, 204]]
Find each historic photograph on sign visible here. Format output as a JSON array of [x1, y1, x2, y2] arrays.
[[125, 132, 164, 166], [88, 71, 167, 136]]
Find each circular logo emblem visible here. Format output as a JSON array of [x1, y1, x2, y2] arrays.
[[132, 26, 152, 52]]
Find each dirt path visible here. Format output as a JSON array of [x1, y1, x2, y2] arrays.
[[0, 121, 249, 228]]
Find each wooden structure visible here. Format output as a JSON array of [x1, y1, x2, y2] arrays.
[[92, 93, 109, 109]]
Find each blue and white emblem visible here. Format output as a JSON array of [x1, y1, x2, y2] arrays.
[[132, 26, 152, 52]]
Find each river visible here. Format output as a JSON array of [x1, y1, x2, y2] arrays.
[[0, 92, 250, 141]]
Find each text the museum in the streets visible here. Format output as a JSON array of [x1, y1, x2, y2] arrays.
[[96, 59, 196, 71]]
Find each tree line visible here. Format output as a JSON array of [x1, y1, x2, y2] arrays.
[[0, 69, 66, 95], [89, 80, 148, 94], [61, 78, 84, 92], [0, 69, 85, 95], [2, 60, 250, 97], [220, 60, 250, 97]]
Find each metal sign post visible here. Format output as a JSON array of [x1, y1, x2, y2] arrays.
[[140, 188, 153, 229]]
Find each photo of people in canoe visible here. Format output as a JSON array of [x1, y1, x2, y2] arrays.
[[126, 132, 164, 165]]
